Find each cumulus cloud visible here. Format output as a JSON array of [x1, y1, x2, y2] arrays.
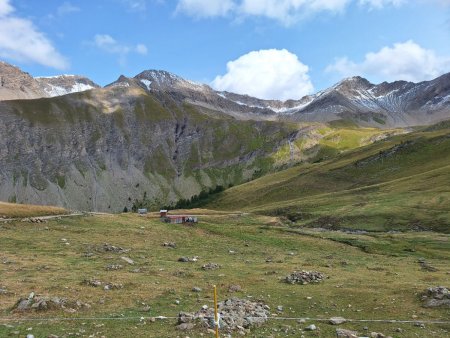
[[176, 0, 235, 18], [0, 0, 69, 70], [93, 34, 148, 64], [326, 40, 450, 82], [57, 2, 80, 16], [175, 0, 409, 24], [212, 49, 314, 100]]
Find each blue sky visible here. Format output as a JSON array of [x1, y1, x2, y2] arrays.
[[1, 0, 450, 99]]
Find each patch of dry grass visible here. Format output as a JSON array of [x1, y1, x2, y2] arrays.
[[0, 202, 68, 218]]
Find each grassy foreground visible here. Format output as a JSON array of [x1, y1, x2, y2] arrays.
[[0, 211, 449, 337]]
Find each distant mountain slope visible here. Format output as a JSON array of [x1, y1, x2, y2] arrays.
[[0, 84, 301, 212], [205, 122, 450, 232], [0, 61, 47, 100], [35, 75, 99, 97], [1, 61, 449, 127], [113, 69, 450, 128], [290, 75, 450, 128], [0, 61, 99, 100]]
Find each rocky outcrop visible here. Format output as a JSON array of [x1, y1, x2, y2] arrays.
[[0, 61, 99, 101], [284, 270, 326, 284], [0, 61, 47, 100], [177, 298, 270, 334]]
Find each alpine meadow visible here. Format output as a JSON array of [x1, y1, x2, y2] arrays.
[[0, 1, 449, 337]]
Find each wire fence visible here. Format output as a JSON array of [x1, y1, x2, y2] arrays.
[[0, 315, 449, 325]]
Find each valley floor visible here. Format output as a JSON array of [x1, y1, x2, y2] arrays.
[[0, 210, 449, 337]]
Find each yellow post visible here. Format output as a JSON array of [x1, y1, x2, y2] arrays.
[[213, 285, 219, 338]]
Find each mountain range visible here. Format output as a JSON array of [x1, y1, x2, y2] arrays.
[[0, 61, 449, 211], [2, 61, 449, 128]]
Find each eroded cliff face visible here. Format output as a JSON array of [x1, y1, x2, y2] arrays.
[[0, 86, 296, 212]]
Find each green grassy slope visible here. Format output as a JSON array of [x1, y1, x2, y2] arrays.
[[205, 125, 450, 232]]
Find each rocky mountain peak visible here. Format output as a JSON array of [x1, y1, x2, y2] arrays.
[[35, 75, 99, 97], [0, 61, 47, 100], [134, 69, 206, 91], [334, 76, 374, 93]]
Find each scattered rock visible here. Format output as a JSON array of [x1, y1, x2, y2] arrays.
[[336, 328, 359, 338], [106, 264, 123, 271], [99, 243, 129, 253], [103, 283, 123, 291], [120, 256, 134, 265], [177, 297, 269, 333], [370, 332, 388, 338], [418, 258, 438, 272], [192, 287, 202, 292], [163, 242, 176, 248], [305, 324, 316, 331], [421, 286, 450, 308], [284, 270, 326, 284], [202, 263, 220, 270], [178, 256, 198, 262], [82, 279, 102, 287], [228, 284, 242, 292], [0, 287, 8, 295], [12, 293, 89, 312], [131, 268, 142, 273], [276, 305, 283, 312], [177, 322, 194, 331], [329, 317, 346, 325]]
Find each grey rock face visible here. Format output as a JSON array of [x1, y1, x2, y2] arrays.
[[0, 85, 293, 212]]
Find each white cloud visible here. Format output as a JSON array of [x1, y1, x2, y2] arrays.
[[326, 41, 450, 82], [93, 34, 148, 64], [136, 43, 148, 55], [212, 49, 314, 100], [176, 0, 235, 18], [359, 0, 405, 9], [175, 0, 409, 24], [57, 2, 80, 16], [0, 0, 68, 70], [0, 0, 13, 17], [239, 0, 351, 25], [94, 34, 129, 54], [122, 0, 148, 11]]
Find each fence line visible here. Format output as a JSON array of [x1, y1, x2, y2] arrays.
[[0, 315, 449, 325]]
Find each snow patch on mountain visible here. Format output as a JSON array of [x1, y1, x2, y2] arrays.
[[140, 79, 152, 91], [43, 82, 95, 97]]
